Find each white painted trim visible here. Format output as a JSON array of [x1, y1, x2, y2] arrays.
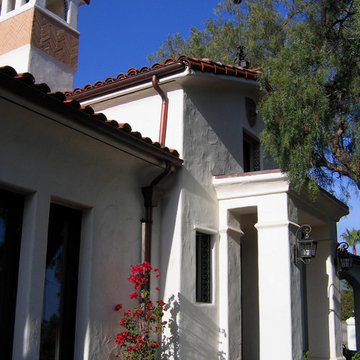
[[214, 171, 290, 201], [213, 170, 286, 185], [255, 220, 300, 230], [219, 226, 244, 237], [189, 69, 258, 88], [80, 68, 191, 106], [193, 224, 218, 235]]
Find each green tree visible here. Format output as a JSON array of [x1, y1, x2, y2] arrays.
[[149, 0, 360, 194], [148, 0, 306, 68], [341, 288, 354, 320], [342, 228, 360, 255], [259, 0, 360, 194]]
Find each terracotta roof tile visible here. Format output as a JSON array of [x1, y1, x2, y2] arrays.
[[0, 65, 181, 164], [65, 55, 259, 99]]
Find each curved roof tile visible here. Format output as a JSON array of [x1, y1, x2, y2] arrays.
[[65, 55, 259, 99], [0, 66, 181, 163]]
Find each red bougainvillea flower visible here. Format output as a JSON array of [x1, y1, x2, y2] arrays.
[[129, 291, 139, 299], [142, 261, 152, 271], [156, 299, 165, 306], [114, 262, 168, 359], [114, 304, 122, 311]]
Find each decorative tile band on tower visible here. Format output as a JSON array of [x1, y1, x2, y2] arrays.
[[31, 7, 79, 69], [0, 7, 79, 69]]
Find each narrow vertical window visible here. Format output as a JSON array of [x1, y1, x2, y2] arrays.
[[40, 203, 81, 360], [243, 132, 260, 172], [196, 232, 212, 303], [0, 189, 24, 360]]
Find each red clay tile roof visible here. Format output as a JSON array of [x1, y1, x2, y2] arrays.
[[66, 55, 259, 101], [0, 65, 181, 165]]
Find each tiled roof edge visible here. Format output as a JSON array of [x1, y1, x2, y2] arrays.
[[66, 55, 259, 101], [0, 66, 182, 166], [215, 169, 281, 179]]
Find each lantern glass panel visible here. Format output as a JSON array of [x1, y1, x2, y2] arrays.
[[339, 256, 353, 271], [298, 240, 316, 259]]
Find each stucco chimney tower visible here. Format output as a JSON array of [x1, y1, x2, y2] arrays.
[[0, 0, 89, 91]]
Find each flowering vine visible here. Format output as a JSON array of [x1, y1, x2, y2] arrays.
[[114, 262, 167, 360]]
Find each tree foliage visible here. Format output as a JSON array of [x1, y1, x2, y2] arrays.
[[341, 287, 354, 321], [149, 0, 360, 194], [342, 228, 360, 254], [260, 0, 360, 194], [148, 0, 299, 67]]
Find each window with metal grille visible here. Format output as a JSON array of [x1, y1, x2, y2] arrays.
[[196, 232, 212, 303], [40, 203, 81, 360], [243, 132, 260, 173]]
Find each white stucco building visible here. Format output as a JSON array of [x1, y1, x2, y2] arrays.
[[0, 1, 349, 359]]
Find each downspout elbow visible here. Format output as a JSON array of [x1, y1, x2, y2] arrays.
[[141, 161, 172, 266], [152, 75, 168, 147]]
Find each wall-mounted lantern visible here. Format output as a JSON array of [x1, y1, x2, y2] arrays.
[[337, 242, 353, 272], [295, 224, 317, 264]]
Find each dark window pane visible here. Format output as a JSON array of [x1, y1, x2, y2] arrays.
[[243, 132, 260, 172], [0, 189, 24, 360], [40, 204, 81, 360], [243, 138, 251, 172], [196, 232, 211, 303]]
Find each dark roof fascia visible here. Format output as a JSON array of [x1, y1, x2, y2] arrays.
[[289, 186, 349, 222], [69, 62, 186, 102], [0, 72, 183, 167], [348, 252, 360, 264]]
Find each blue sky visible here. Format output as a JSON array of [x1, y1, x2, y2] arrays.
[[74, 1, 360, 245], [75, 0, 221, 88]]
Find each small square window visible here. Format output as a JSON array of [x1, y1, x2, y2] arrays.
[[196, 232, 212, 303]]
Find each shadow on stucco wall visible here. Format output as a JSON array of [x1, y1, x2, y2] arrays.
[[160, 293, 226, 360], [183, 85, 262, 174], [161, 295, 180, 359]]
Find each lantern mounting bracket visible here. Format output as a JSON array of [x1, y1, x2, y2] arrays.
[[336, 242, 353, 272]]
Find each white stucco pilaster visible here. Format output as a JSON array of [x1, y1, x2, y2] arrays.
[[73, 209, 94, 360], [13, 191, 50, 360], [218, 226, 229, 359], [327, 251, 339, 359], [255, 193, 294, 359]]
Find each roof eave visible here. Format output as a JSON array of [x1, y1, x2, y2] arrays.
[[0, 71, 183, 167], [69, 62, 187, 102]]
